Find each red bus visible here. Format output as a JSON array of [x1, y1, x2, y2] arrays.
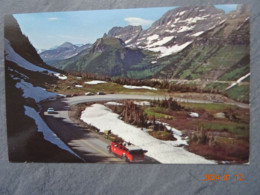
[[107, 142, 147, 163]]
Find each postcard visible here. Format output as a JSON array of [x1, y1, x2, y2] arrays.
[[4, 5, 249, 164]]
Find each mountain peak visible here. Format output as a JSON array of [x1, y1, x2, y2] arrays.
[[58, 42, 77, 49], [90, 37, 125, 54], [104, 25, 142, 44]]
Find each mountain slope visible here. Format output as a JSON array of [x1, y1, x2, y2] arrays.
[[51, 5, 249, 81], [61, 37, 152, 77], [155, 6, 250, 81], [103, 25, 142, 44], [5, 15, 81, 162]]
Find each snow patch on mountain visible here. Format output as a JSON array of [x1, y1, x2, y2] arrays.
[[149, 36, 175, 47], [191, 31, 205, 36], [5, 39, 67, 80], [147, 34, 159, 44], [16, 79, 57, 103], [177, 25, 195, 33], [148, 41, 193, 58], [5, 39, 55, 74]]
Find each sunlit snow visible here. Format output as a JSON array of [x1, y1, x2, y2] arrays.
[[5, 39, 66, 80], [84, 80, 107, 85], [123, 85, 157, 90], [148, 41, 193, 58], [149, 36, 174, 47], [16, 79, 57, 103], [191, 31, 205, 37], [80, 104, 215, 164]]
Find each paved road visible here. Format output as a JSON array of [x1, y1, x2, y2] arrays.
[[41, 94, 249, 163], [62, 94, 249, 109], [41, 94, 165, 163]]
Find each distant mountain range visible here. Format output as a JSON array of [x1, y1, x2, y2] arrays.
[[39, 42, 91, 64], [42, 5, 250, 81]]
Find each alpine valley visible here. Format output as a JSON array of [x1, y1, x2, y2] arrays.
[[45, 5, 249, 82], [4, 5, 250, 164]]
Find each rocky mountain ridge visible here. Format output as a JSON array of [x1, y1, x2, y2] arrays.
[[50, 5, 249, 81], [40, 42, 91, 64]]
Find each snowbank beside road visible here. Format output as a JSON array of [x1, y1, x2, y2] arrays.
[[80, 104, 215, 164], [105, 102, 123, 106], [24, 106, 80, 159], [123, 85, 157, 91], [134, 101, 151, 106], [85, 80, 107, 85]]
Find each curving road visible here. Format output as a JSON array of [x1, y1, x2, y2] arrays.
[[41, 94, 249, 163]]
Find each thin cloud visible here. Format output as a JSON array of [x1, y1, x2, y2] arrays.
[[124, 17, 154, 26], [48, 17, 59, 21]]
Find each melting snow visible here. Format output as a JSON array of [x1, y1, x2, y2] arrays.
[[133, 101, 151, 106], [75, 85, 83, 88], [5, 39, 66, 80], [54, 73, 67, 80], [125, 39, 132, 44], [149, 41, 193, 58], [189, 112, 199, 118], [218, 19, 227, 25], [105, 102, 123, 106], [16, 79, 57, 103], [179, 11, 186, 16], [123, 85, 157, 91], [185, 16, 205, 24], [80, 104, 215, 164], [149, 36, 174, 47], [191, 31, 204, 37], [225, 73, 250, 90], [177, 26, 195, 33], [24, 106, 80, 159], [84, 80, 107, 85], [147, 34, 159, 44]]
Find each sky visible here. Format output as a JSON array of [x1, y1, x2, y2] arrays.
[[14, 4, 238, 50]]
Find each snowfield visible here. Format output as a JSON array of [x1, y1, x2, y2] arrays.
[[149, 36, 174, 47], [16, 79, 57, 103], [5, 39, 66, 80], [123, 85, 157, 91], [149, 41, 193, 58], [80, 104, 215, 164], [191, 31, 205, 37], [84, 80, 107, 85], [147, 34, 159, 44], [105, 102, 123, 106], [133, 101, 151, 106], [24, 106, 80, 159]]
